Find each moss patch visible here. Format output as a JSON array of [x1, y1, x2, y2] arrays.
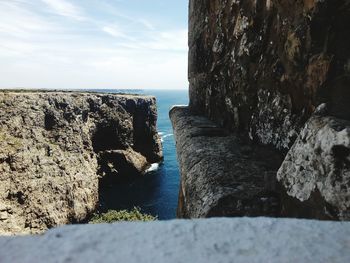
[[89, 207, 157, 223]]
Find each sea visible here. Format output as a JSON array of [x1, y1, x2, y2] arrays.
[[94, 89, 188, 220]]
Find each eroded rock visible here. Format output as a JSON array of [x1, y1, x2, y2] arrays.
[[183, 0, 350, 220], [0, 91, 162, 235], [277, 113, 350, 220], [98, 148, 151, 183]]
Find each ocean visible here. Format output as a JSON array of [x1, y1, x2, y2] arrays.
[[97, 89, 188, 220]]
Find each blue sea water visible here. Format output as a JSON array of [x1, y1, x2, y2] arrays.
[[98, 89, 188, 220]]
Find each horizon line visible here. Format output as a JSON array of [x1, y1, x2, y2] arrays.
[[0, 87, 189, 91]]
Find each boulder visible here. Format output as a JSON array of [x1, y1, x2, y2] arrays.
[[277, 111, 350, 220]]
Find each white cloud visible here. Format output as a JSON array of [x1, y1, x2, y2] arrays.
[[102, 25, 125, 38], [138, 19, 155, 31], [0, 0, 188, 90], [0, 1, 54, 37], [146, 30, 188, 51], [0, 49, 188, 89], [41, 0, 85, 21]]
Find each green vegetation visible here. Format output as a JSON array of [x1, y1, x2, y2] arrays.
[[89, 207, 157, 224]]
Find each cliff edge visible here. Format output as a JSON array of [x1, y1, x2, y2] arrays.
[[0, 91, 162, 235]]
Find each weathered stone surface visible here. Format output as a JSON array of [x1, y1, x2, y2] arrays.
[[182, 0, 350, 220], [189, 0, 350, 150], [171, 106, 282, 218], [1, 218, 350, 263], [0, 91, 162, 235], [278, 111, 350, 220]]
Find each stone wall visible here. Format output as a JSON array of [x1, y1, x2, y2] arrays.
[[1, 218, 350, 263], [175, 0, 350, 220], [0, 91, 162, 235]]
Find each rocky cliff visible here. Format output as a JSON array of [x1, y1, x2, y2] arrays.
[[172, 0, 350, 220], [0, 91, 162, 235]]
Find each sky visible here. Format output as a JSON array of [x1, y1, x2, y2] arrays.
[[0, 0, 188, 90]]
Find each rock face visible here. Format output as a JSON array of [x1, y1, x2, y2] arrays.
[[172, 0, 350, 219], [189, 0, 350, 149], [171, 107, 282, 218], [0, 91, 162, 235]]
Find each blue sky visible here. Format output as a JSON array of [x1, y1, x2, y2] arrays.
[[0, 0, 188, 89]]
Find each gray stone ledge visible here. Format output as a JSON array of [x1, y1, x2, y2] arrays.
[[170, 106, 283, 218], [0, 218, 350, 263]]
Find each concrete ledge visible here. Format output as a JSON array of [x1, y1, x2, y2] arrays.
[[170, 106, 283, 218], [0, 218, 350, 263]]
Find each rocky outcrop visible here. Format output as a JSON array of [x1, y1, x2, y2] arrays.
[[171, 107, 282, 218], [172, 0, 350, 219], [277, 106, 350, 220], [0, 91, 162, 235], [1, 218, 350, 263]]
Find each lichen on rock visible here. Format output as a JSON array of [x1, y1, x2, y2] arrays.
[[277, 112, 350, 220]]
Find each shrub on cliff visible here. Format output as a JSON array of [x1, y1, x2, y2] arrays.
[[89, 207, 156, 223]]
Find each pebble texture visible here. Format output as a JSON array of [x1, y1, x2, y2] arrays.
[[0, 218, 349, 263], [0, 91, 162, 235], [170, 106, 282, 218]]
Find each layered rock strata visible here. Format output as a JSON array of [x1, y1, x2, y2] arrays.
[[0, 91, 162, 235], [173, 0, 350, 219]]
